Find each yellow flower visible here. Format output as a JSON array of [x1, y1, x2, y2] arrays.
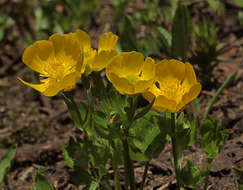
[[18, 33, 84, 96], [143, 59, 201, 113], [71, 29, 118, 73], [106, 51, 156, 95]]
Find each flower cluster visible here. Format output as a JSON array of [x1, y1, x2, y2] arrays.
[[19, 30, 201, 112]]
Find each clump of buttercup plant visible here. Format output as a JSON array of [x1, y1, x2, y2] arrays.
[[190, 18, 225, 86], [14, 2, 233, 190]]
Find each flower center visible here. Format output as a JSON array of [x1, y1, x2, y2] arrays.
[[127, 75, 138, 84], [44, 57, 75, 81], [159, 79, 185, 102]]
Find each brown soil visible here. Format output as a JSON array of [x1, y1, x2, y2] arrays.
[[0, 0, 242, 189]]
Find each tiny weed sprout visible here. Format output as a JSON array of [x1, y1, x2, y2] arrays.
[[11, 2, 236, 190]]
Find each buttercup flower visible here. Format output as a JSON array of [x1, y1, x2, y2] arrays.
[[18, 33, 84, 96], [71, 29, 118, 73], [106, 51, 156, 95], [143, 59, 201, 113]]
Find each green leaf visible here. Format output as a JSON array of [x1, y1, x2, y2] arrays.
[[200, 118, 229, 159], [232, 0, 243, 7], [129, 147, 149, 162], [157, 26, 172, 52], [118, 16, 138, 51], [144, 132, 166, 159], [82, 89, 96, 135], [0, 29, 4, 42], [172, 2, 192, 61], [238, 11, 243, 26], [63, 92, 84, 131], [204, 71, 236, 119], [62, 145, 74, 168], [63, 137, 89, 170], [130, 111, 168, 160], [89, 180, 99, 190], [87, 138, 111, 168], [207, 0, 225, 16], [0, 148, 16, 184], [175, 113, 197, 149], [34, 168, 55, 190], [92, 111, 111, 138], [180, 160, 206, 189], [70, 166, 92, 186], [133, 98, 154, 121], [130, 111, 160, 152], [193, 98, 201, 114], [99, 86, 127, 123]]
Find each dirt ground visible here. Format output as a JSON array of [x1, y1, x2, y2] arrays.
[[0, 1, 242, 189]]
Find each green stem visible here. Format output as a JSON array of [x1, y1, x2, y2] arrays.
[[140, 162, 149, 190], [171, 113, 182, 189], [204, 72, 236, 119], [112, 159, 122, 190], [122, 138, 136, 190], [120, 96, 138, 190]]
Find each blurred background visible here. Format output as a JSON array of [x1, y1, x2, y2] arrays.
[[0, 0, 243, 189]]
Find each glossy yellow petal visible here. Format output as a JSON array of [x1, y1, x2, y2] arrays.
[[135, 79, 154, 93], [83, 48, 97, 73], [42, 85, 61, 96], [143, 90, 156, 103], [76, 48, 84, 73], [168, 59, 186, 81], [90, 50, 117, 71], [182, 82, 201, 104], [60, 72, 81, 91], [106, 73, 134, 95], [153, 105, 167, 112], [155, 95, 177, 113], [106, 54, 125, 77], [107, 52, 157, 95], [143, 59, 201, 113], [50, 33, 81, 60], [73, 29, 91, 50], [18, 77, 48, 93], [156, 59, 169, 82], [175, 101, 186, 113], [98, 32, 118, 52], [49, 33, 65, 56], [122, 51, 144, 76], [140, 57, 156, 80], [182, 62, 197, 90], [22, 40, 54, 74]]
